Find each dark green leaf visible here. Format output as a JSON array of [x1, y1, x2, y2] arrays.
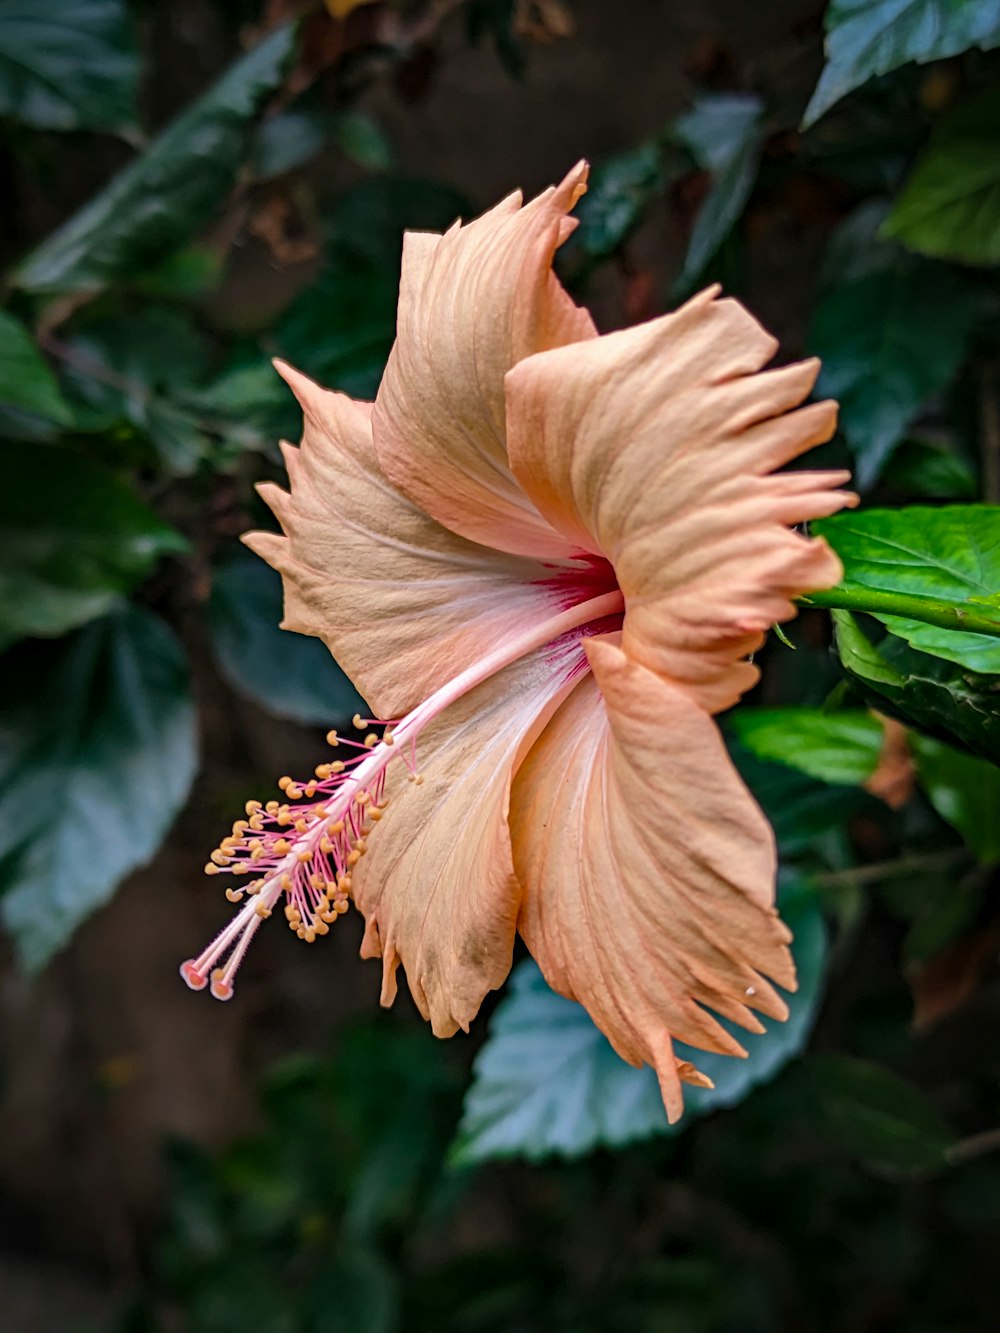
[[560, 141, 670, 272], [330, 111, 393, 173], [13, 24, 297, 294], [0, 607, 197, 969], [0, 442, 187, 651], [911, 735, 1000, 862], [210, 550, 364, 726], [452, 885, 825, 1163], [815, 506, 1000, 673], [54, 306, 258, 474], [0, 0, 138, 134], [803, 0, 1000, 127], [809, 211, 980, 486], [883, 85, 1000, 266], [275, 249, 397, 401], [672, 93, 764, 294], [880, 437, 977, 500], [832, 610, 1000, 764], [0, 310, 70, 423], [303, 1249, 398, 1333], [801, 1053, 953, 1175], [732, 744, 874, 858], [728, 708, 884, 786]]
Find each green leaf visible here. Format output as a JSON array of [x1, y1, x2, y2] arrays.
[[0, 0, 139, 134], [815, 506, 1000, 674], [56, 306, 219, 474], [733, 744, 872, 858], [729, 708, 884, 787], [911, 735, 1000, 863], [0, 607, 197, 969], [210, 551, 364, 726], [560, 141, 670, 272], [13, 23, 297, 295], [832, 610, 1000, 764], [672, 93, 765, 294], [803, 0, 1000, 128], [809, 212, 980, 486], [0, 442, 187, 651], [801, 1053, 953, 1175], [452, 884, 826, 1163], [880, 437, 977, 500], [0, 311, 70, 423], [883, 85, 1000, 266]]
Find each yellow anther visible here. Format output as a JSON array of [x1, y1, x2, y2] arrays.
[[329, 819, 345, 835], [225, 887, 244, 903], [331, 760, 345, 774], [280, 873, 293, 891], [347, 849, 361, 867], [277, 810, 292, 826], [245, 800, 262, 815], [251, 845, 265, 860], [297, 851, 311, 863], [364, 733, 378, 748], [304, 781, 318, 798], [211, 849, 231, 866], [314, 919, 330, 936], [356, 790, 371, 806], [310, 873, 324, 891], [233, 863, 250, 876], [414, 774, 424, 786], [265, 801, 280, 815], [354, 838, 367, 854], [370, 809, 382, 822], [295, 818, 308, 833], [383, 728, 394, 746], [247, 879, 264, 895], [204, 862, 220, 876], [248, 815, 265, 832], [334, 898, 349, 914], [285, 784, 303, 800], [278, 776, 292, 791], [338, 874, 352, 892], [320, 837, 333, 855], [303, 927, 316, 944], [319, 908, 335, 924], [326, 730, 338, 746], [273, 838, 291, 855], [284, 904, 300, 922], [219, 836, 238, 850], [352, 713, 365, 730], [232, 819, 249, 834], [254, 902, 272, 919], [315, 764, 332, 780]]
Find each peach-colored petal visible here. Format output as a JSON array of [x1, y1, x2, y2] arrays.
[[505, 286, 857, 712], [371, 163, 596, 559], [512, 636, 795, 1123], [245, 363, 588, 720], [352, 638, 585, 1036]]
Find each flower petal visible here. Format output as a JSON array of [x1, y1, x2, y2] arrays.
[[505, 286, 857, 712], [353, 639, 586, 1036], [511, 636, 795, 1123], [372, 163, 596, 559], [246, 363, 581, 719]]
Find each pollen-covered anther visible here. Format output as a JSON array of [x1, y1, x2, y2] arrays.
[[225, 888, 244, 903]]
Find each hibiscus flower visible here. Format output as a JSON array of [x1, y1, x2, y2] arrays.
[[182, 163, 855, 1121]]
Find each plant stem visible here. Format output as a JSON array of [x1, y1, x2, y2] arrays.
[[797, 587, 1000, 637]]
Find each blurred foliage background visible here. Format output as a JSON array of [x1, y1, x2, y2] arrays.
[[2, 0, 1000, 1328]]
